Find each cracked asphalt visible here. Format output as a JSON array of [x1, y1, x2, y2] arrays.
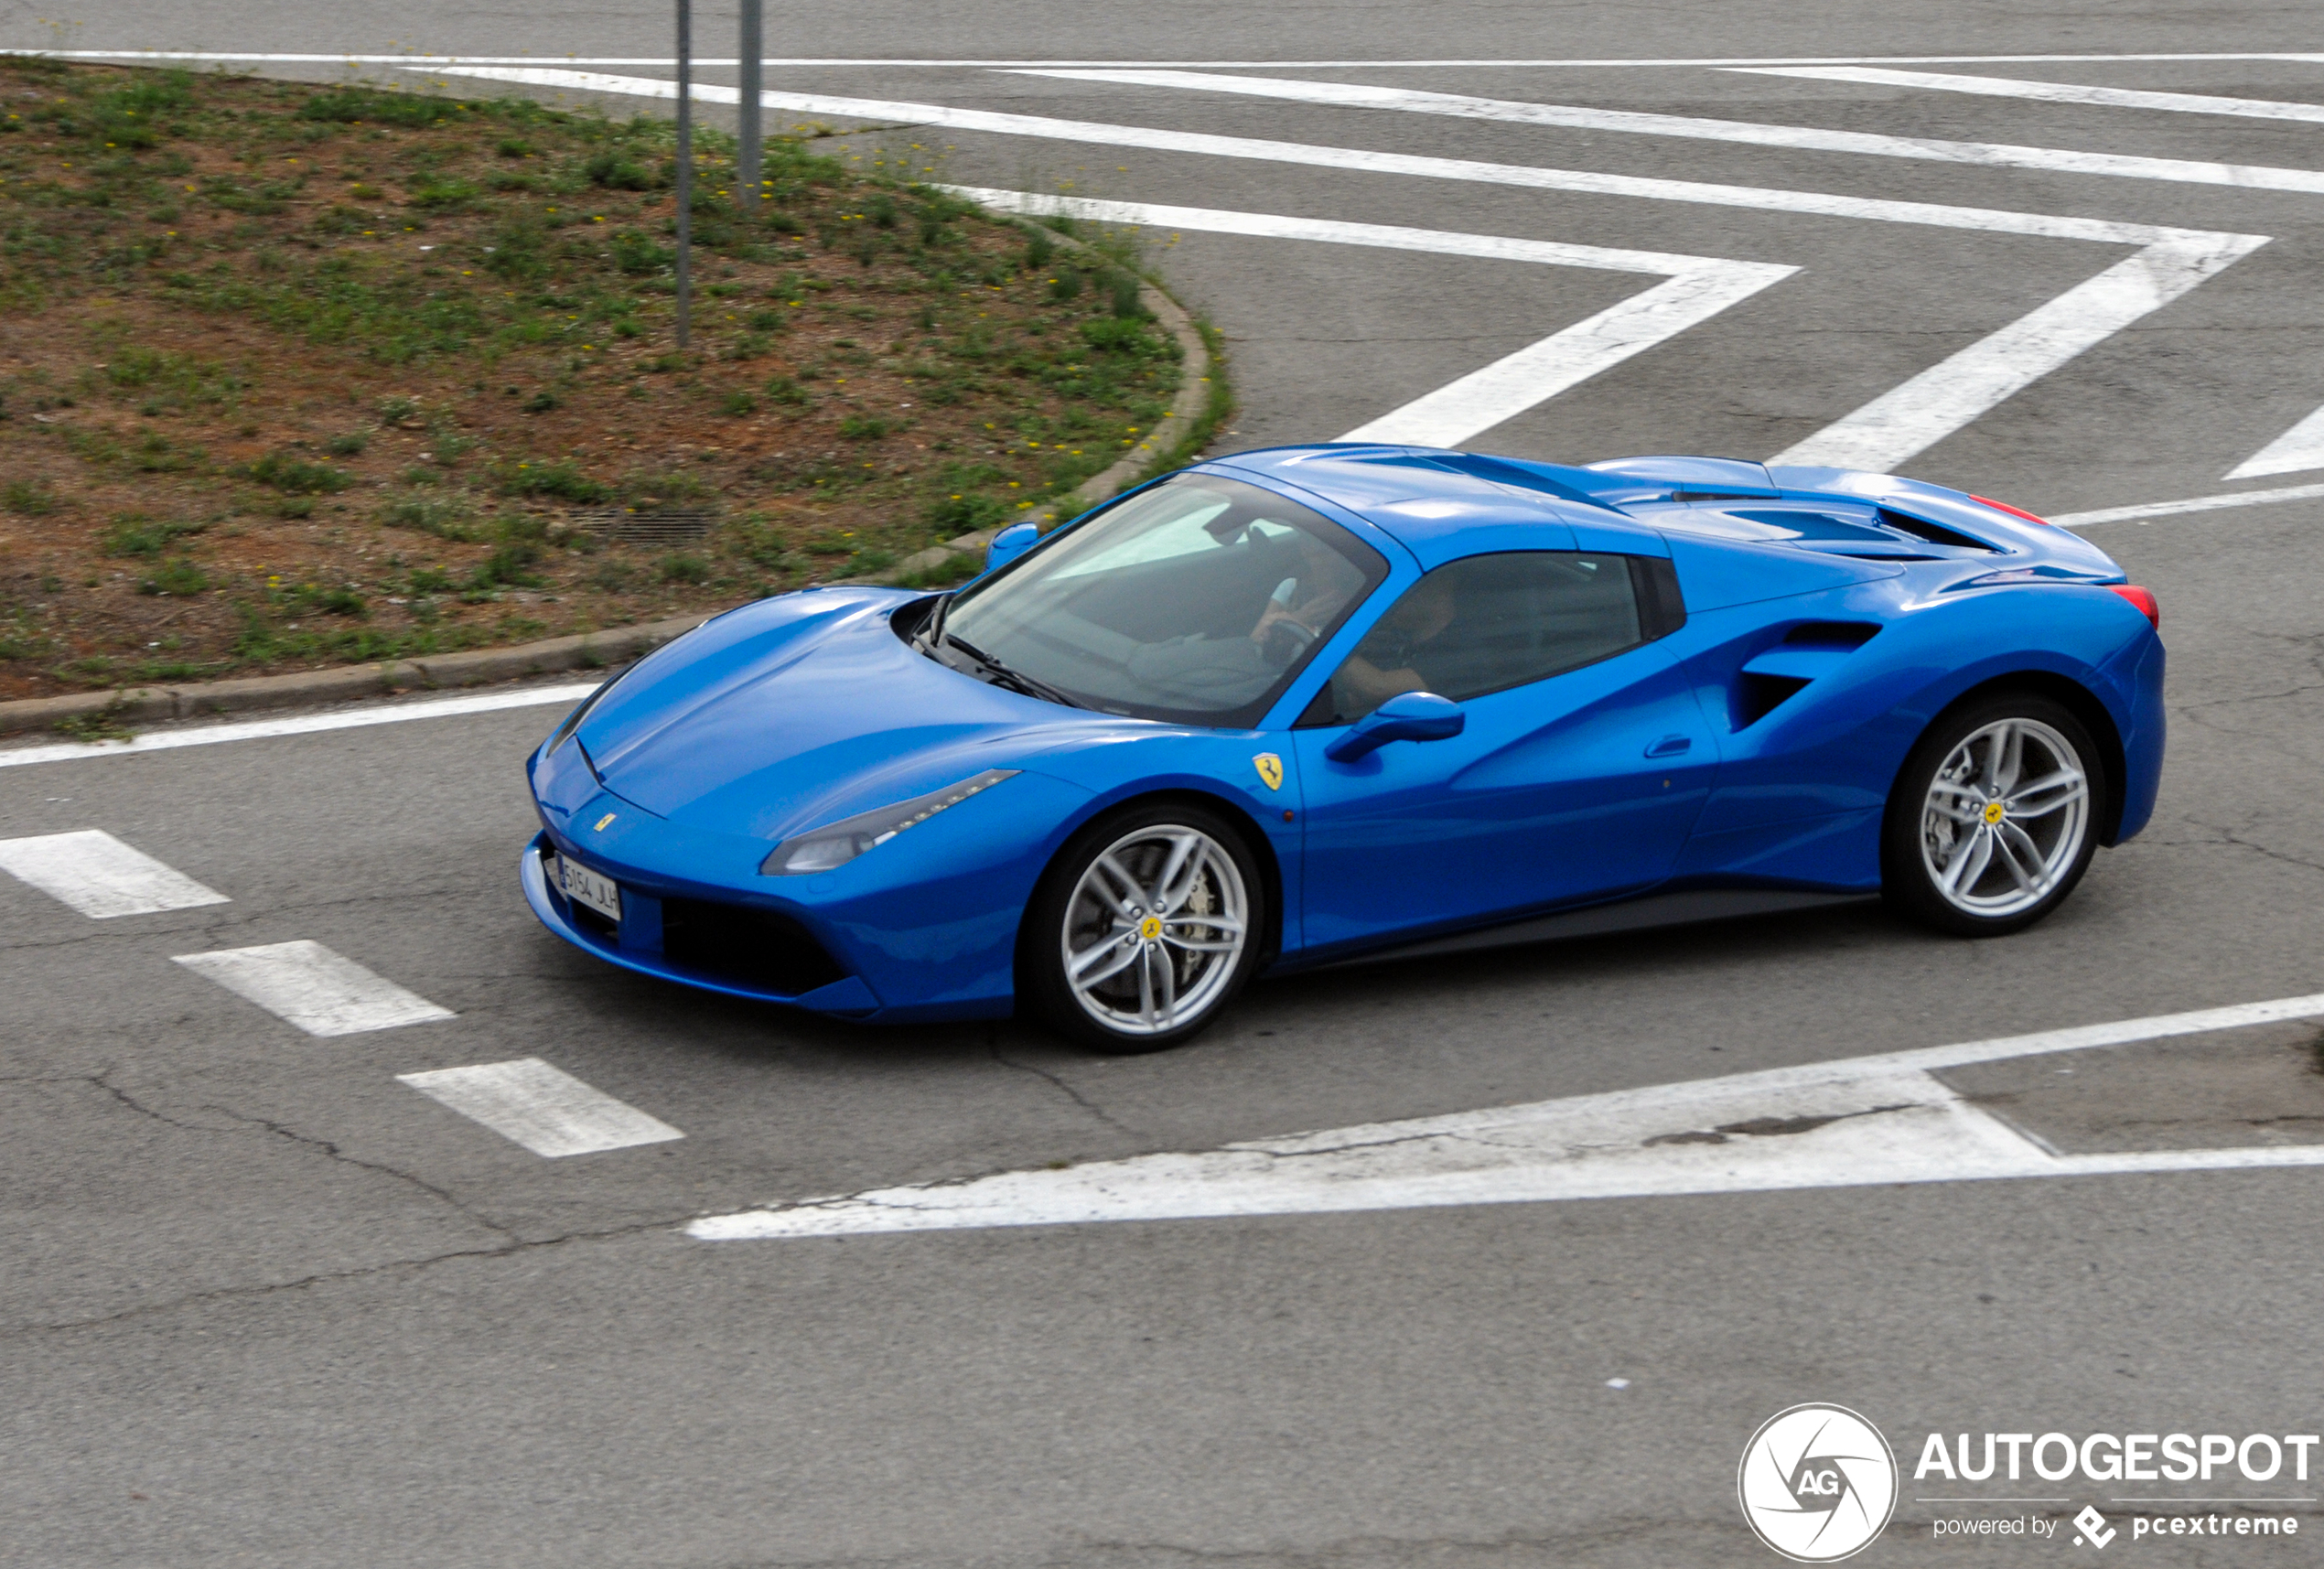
[[8, 2, 2324, 1564]]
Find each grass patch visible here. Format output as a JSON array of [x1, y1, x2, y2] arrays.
[[0, 57, 1204, 699]]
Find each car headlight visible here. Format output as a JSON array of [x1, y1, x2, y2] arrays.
[[761, 769, 1020, 876]]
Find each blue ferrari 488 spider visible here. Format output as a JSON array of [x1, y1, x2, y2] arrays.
[[522, 444, 2163, 1050]]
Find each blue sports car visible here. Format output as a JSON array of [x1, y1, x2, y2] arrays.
[[522, 445, 2163, 1051]]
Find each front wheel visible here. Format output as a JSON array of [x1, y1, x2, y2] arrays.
[[1020, 802, 1266, 1052], [1882, 694, 2101, 937]]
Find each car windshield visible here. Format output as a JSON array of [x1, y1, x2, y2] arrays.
[[936, 473, 1388, 726]]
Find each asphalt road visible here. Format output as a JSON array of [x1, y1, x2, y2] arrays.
[[6, 5, 2324, 1566]]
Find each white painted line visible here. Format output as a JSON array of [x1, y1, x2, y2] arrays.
[[2050, 480, 2324, 528], [690, 990, 2324, 1239], [2225, 403, 2324, 480], [955, 188, 1796, 447], [0, 682, 601, 771], [39, 51, 2324, 68], [1018, 69, 2324, 197], [1767, 231, 2263, 470], [954, 186, 1784, 278], [172, 940, 456, 1037], [441, 68, 2267, 474], [1731, 66, 2324, 125], [397, 1058, 683, 1158], [0, 830, 229, 918]]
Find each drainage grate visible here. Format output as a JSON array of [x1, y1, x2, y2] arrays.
[[573, 507, 717, 544]]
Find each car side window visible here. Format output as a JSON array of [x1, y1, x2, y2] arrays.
[[1308, 552, 1659, 724]]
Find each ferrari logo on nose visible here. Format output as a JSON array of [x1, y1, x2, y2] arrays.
[[1253, 753, 1284, 791], [594, 811, 618, 832]]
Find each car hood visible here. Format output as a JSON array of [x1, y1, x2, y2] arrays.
[[576, 589, 1138, 839]]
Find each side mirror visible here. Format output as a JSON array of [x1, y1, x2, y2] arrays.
[[984, 521, 1040, 573], [1324, 691, 1465, 762]]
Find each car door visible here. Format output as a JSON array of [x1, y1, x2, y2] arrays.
[[1291, 550, 1718, 954]]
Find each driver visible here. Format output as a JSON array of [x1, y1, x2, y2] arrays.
[[1249, 531, 1361, 647]]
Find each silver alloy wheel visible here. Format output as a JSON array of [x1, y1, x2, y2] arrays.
[[1919, 716, 2090, 918], [1060, 824, 1250, 1037]]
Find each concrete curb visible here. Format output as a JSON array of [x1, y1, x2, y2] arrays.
[[0, 215, 1219, 739], [0, 614, 707, 736]]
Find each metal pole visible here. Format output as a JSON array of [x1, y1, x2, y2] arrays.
[[737, 0, 763, 197], [673, 0, 693, 349]]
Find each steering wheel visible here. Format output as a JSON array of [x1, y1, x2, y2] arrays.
[[1261, 617, 1318, 665]]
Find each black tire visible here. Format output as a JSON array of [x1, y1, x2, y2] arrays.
[[1019, 799, 1269, 1053], [1882, 693, 2102, 938]]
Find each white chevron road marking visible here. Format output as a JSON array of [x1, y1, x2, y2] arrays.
[[398, 1059, 683, 1158], [428, 68, 2267, 474], [173, 940, 456, 1037], [0, 830, 230, 918], [1730, 66, 2324, 125], [1017, 69, 2324, 197], [690, 991, 2324, 1240], [2225, 403, 2324, 481], [951, 188, 1796, 448]]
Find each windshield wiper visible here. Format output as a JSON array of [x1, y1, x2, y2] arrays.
[[942, 634, 1088, 710]]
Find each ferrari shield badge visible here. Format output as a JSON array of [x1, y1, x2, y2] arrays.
[[1253, 753, 1284, 791]]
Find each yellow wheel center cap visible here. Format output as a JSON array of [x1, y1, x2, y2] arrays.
[[1137, 915, 1164, 942], [1983, 800, 2007, 825]]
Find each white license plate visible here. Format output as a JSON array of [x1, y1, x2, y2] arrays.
[[556, 855, 622, 922]]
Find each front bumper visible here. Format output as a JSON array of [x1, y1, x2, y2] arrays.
[[522, 836, 883, 1016], [522, 754, 1098, 1021]]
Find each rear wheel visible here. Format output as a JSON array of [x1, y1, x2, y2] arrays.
[[1883, 694, 2099, 937], [1020, 801, 1266, 1053]]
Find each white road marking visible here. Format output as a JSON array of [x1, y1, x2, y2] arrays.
[[690, 990, 2324, 1239], [38, 51, 2324, 69], [0, 682, 600, 771], [397, 1059, 683, 1158], [0, 830, 229, 918], [1732, 65, 2324, 125], [1766, 233, 2260, 471], [2050, 479, 2324, 528], [172, 940, 456, 1037], [955, 188, 1795, 447], [2224, 404, 2324, 480], [1018, 69, 2324, 197], [435, 68, 2269, 475]]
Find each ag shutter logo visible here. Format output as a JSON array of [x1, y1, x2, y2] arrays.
[[1739, 1403, 1900, 1562]]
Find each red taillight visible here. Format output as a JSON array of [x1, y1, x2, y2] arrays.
[[1970, 494, 2052, 527], [2109, 585, 2160, 629]]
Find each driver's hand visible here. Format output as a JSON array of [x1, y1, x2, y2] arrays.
[[1250, 601, 1290, 642]]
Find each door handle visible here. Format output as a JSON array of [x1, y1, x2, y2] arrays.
[[1644, 734, 1693, 758]]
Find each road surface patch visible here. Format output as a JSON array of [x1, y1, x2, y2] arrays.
[[397, 1058, 683, 1157], [0, 830, 230, 918], [172, 940, 456, 1037]]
